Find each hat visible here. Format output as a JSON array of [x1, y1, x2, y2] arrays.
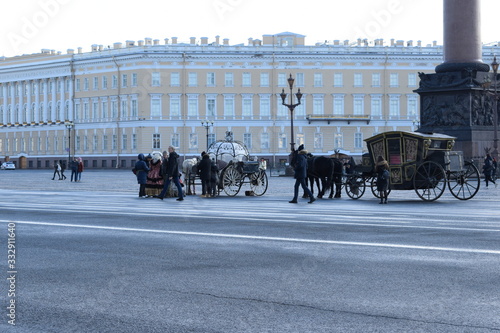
[[298, 144, 304, 151], [201, 151, 206, 157]]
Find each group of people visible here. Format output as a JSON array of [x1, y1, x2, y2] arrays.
[[133, 146, 184, 201], [197, 151, 219, 198], [51, 157, 83, 182]]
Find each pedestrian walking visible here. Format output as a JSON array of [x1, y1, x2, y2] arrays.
[[52, 161, 61, 180], [375, 155, 390, 204], [70, 157, 78, 182], [59, 160, 67, 180], [483, 153, 497, 188], [198, 151, 212, 197], [77, 157, 84, 182], [134, 153, 150, 198], [154, 146, 184, 201], [289, 145, 315, 204]]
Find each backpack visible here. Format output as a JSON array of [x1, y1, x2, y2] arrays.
[[381, 169, 390, 180]]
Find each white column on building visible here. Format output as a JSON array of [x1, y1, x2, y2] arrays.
[[2, 84, 7, 124], [10, 83, 16, 124], [42, 79, 49, 123], [34, 80, 40, 123], [59, 77, 65, 121], [51, 79, 57, 122], [26, 81, 32, 123], [18, 81, 24, 124], [68, 77, 74, 121]]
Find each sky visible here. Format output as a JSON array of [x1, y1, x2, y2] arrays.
[[1, 0, 500, 57]]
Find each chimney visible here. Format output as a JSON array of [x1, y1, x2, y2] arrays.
[[333, 40, 340, 46], [248, 38, 253, 46], [164, 38, 169, 45], [223, 38, 229, 46], [91, 44, 98, 52], [407, 40, 413, 47], [145, 37, 152, 45], [344, 40, 349, 46], [67, 49, 74, 55], [190, 37, 196, 44], [172, 37, 178, 44], [78, 47, 83, 54], [357, 38, 362, 46], [99, 45, 104, 51], [417, 40, 422, 47], [138, 40, 144, 46], [215, 35, 220, 45], [126, 40, 135, 47], [113, 42, 122, 49], [201, 37, 208, 45], [153, 39, 160, 45], [390, 38, 395, 46], [433, 40, 437, 47]]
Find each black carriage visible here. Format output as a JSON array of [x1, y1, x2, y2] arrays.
[[343, 131, 480, 201], [207, 131, 268, 197]]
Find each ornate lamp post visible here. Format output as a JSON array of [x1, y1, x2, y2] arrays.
[[280, 74, 303, 152], [65, 121, 74, 165], [201, 120, 213, 151], [491, 56, 499, 160]]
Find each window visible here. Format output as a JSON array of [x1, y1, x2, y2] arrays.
[[296, 133, 304, 148], [122, 134, 127, 150], [334, 73, 343, 87], [153, 133, 161, 149], [260, 73, 269, 87], [131, 73, 137, 86], [171, 72, 180, 86], [408, 73, 417, 87], [296, 73, 304, 87], [278, 133, 287, 149], [151, 96, 162, 117], [102, 76, 108, 89], [334, 133, 343, 149], [407, 95, 418, 118], [208, 134, 216, 148], [242, 95, 252, 118], [389, 95, 400, 118], [354, 73, 363, 87], [333, 94, 344, 115], [259, 95, 271, 118], [207, 72, 216, 86], [112, 135, 117, 150], [206, 95, 216, 117], [353, 95, 364, 115], [112, 75, 118, 89], [224, 95, 235, 117], [93, 77, 99, 90], [354, 132, 363, 148], [243, 133, 252, 149], [224, 72, 233, 87], [314, 73, 323, 87], [171, 133, 179, 148], [131, 99, 138, 117], [93, 135, 98, 151], [314, 132, 323, 149], [152, 72, 160, 86], [189, 133, 198, 149], [102, 101, 108, 119], [371, 95, 382, 117], [111, 100, 118, 118], [170, 95, 181, 117], [83, 78, 89, 91], [261, 133, 269, 149], [313, 95, 324, 115], [278, 73, 287, 87], [188, 72, 197, 87], [390, 73, 399, 87], [103, 135, 108, 150], [242, 72, 251, 87], [132, 134, 137, 149], [372, 73, 381, 87], [122, 74, 128, 87], [187, 95, 198, 117]]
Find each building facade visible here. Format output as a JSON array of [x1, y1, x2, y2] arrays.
[[0, 32, 494, 169]]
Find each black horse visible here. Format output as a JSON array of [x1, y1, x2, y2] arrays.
[[305, 155, 343, 199]]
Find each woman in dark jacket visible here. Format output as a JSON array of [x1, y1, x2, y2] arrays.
[[134, 153, 150, 198], [289, 148, 315, 204], [198, 152, 212, 197], [375, 155, 390, 204]]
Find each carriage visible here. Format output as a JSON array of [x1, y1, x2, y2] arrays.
[[184, 131, 268, 197], [342, 131, 481, 201]]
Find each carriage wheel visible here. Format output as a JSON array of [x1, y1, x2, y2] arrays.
[[222, 164, 242, 196], [249, 170, 268, 196], [447, 161, 480, 200], [345, 174, 366, 199], [370, 176, 392, 198], [413, 161, 446, 201]]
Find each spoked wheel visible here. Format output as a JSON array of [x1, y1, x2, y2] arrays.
[[413, 161, 446, 201], [447, 161, 480, 200], [221, 164, 243, 196], [370, 177, 392, 198], [249, 170, 268, 196], [345, 174, 366, 199]]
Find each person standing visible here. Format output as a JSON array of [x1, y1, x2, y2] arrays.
[[70, 157, 79, 182], [289, 146, 315, 204], [209, 158, 219, 197], [198, 152, 212, 197], [77, 157, 84, 182], [375, 155, 390, 204], [52, 161, 61, 180], [59, 160, 67, 180], [155, 146, 184, 201], [134, 153, 150, 198], [483, 153, 497, 188]]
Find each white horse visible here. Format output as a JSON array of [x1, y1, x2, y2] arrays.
[[182, 158, 199, 195]]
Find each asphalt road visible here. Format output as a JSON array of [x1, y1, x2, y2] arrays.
[[0, 170, 499, 332]]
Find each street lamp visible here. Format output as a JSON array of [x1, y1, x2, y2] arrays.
[[201, 120, 213, 151], [280, 74, 303, 152], [491, 56, 499, 160], [65, 121, 74, 165]]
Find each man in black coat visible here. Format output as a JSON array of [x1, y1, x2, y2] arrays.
[[155, 146, 184, 201], [289, 146, 315, 204], [198, 152, 212, 197]]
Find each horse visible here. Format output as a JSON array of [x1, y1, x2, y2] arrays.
[[306, 155, 343, 199], [182, 158, 199, 195]]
